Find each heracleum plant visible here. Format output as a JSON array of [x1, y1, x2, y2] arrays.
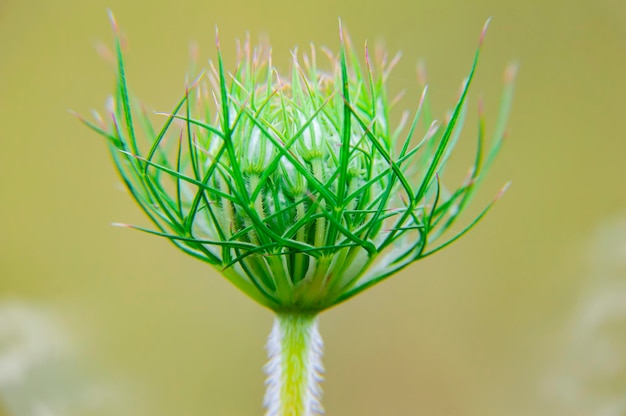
[[79, 12, 515, 415]]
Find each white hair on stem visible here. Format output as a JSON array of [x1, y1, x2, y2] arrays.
[[264, 314, 324, 416]]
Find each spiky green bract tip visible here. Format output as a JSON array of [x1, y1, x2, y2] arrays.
[[83, 19, 515, 313]]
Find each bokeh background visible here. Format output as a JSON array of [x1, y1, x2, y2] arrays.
[[1, 0, 626, 415]]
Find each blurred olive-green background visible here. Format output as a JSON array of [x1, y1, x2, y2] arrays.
[[1, 0, 626, 415]]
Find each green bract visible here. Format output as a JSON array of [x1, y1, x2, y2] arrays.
[[82, 19, 515, 313]]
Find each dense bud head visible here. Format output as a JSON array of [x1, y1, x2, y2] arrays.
[[84, 23, 514, 312]]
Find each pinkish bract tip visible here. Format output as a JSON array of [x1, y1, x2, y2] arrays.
[[95, 41, 115, 63], [417, 85, 429, 109], [91, 109, 104, 126], [189, 42, 199, 62], [338, 17, 344, 43], [496, 181, 512, 200], [425, 120, 440, 141], [505, 63, 519, 84], [479, 17, 492, 45], [67, 109, 81, 119], [477, 96, 484, 116], [417, 61, 427, 86], [189, 70, 206, 90], [107, 9, 119, 34]]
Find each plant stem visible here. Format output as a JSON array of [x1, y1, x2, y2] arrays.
[[264, 313, 324, 416]]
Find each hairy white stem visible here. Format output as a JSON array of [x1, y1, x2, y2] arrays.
[[264, 313, 324, 416]]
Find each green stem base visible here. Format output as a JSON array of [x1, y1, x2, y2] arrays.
[[264, 313, 324, 416]]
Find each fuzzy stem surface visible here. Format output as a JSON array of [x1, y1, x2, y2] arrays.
[[264, 313, 324, 416]]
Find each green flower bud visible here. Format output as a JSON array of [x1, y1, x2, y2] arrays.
[[82, 19, 515, 313], [80, 15, 517, 416], [237, 123, 274, 175], [279, 158, 308, 197]]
